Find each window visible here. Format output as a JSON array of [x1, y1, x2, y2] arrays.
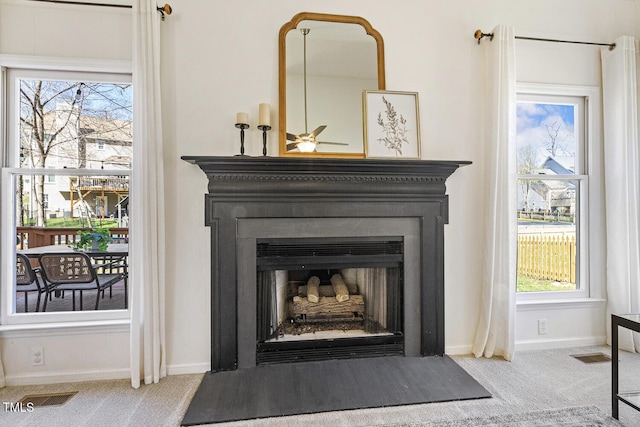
[[516, 84, 600, 301], [1, 60, 132, 324], [46, 167, 56, 183], [95, 195, 109, 218]]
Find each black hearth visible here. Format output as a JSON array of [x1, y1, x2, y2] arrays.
[[181, 156, 470, 372]]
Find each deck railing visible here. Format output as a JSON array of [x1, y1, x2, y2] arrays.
[[16, 226, 129, 249], [70, 176, 129, 192]]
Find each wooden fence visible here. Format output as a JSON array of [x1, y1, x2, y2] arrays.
[[517, 234, 576, 283]]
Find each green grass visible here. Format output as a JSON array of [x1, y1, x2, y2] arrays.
[[517, 275, 576, 292], [43, 218, 120, 229]]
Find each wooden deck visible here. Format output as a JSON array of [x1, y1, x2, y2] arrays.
[[16, 279, 127, 313]]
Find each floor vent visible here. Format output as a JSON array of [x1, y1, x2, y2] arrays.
[[570, 352, 611, 363], [19, 391, 77, 407]]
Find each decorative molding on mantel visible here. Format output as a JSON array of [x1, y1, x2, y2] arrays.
[[210, 174, 446, 183], [181, 156, 472, 196]]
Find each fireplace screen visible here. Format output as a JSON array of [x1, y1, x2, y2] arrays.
[[256, 237, 404, 364]]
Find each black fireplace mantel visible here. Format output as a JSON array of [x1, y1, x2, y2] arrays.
[[182, 156, 471, 202], [182, 156, 471, 372]]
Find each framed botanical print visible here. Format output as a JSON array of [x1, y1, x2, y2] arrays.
[[363, 90, 421, 159]]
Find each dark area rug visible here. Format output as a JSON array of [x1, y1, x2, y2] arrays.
[[181, 355, 491, 425]]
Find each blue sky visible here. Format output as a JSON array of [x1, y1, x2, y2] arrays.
[[517, 103, 574, 132], [517, 102, 576, 165]]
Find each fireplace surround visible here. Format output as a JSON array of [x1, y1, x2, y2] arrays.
[[182, 156, 470, 372]]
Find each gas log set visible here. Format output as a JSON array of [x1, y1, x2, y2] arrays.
[[291, 273, 363, 323]]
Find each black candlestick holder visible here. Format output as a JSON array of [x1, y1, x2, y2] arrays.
[[235, 123, 250, 156], [257, 125, 271, 156]]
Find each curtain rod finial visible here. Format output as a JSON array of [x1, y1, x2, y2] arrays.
[[157, 4, 172, 20], [474, 29, 493, 45]]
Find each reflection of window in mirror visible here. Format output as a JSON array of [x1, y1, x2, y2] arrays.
[[286, 22, 377, 154]]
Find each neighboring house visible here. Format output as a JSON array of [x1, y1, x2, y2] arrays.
[[20, 103, 131, 224], [518, 156, 576, 215]]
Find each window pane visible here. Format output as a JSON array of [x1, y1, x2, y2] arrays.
[[18, 79, 132, 228], [19, 79, 132, 171], [516, 102, 576, 174], [516, 100, 579, 293], [517, 178, 578, 292], [14, 173, 129, 313]]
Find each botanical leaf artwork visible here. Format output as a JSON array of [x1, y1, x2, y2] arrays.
[[376, 96, 410, 156]]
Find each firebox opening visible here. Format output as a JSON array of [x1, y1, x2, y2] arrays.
[[256, 237, 404, 364]]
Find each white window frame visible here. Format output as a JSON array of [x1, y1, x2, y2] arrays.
[[516, 83, 604, 305], [0, 55, 132, 326]]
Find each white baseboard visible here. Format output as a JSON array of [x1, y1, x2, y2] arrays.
[[445, 337, 607, 357], [5, 367, 130, 387], [3, 337, 607, 387], [445, 344, 474, 355], [166, 362, 209, 376], [4, 362, 210, 387], [515, 335, 607, 352]]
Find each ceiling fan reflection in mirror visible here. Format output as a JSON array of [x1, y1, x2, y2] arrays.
[[286, 28, 348, 153]]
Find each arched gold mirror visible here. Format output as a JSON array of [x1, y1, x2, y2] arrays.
[[278, 12, 385, 158]]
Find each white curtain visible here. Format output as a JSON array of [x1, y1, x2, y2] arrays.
[[0, 3, 5, 390], [472, 25, 517, 361], [130, 0, 167, 387], [602, 36, 640, 353], [0, 331, 4, 387]]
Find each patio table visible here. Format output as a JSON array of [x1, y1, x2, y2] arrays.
[[18, 244, 129, 309]]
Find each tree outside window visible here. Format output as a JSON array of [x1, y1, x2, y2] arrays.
[[18, 80, 132, 227]]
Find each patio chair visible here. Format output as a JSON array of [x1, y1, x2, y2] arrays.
[[38, 252, 124, 311], [16, 253, 46, 312], [92, 239, 129, 308]]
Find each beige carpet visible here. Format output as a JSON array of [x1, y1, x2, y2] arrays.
[[391, 406, 622, 426], [1, 345, 639, 426]]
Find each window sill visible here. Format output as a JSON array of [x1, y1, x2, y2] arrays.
[[0, 319, 130, 338], [517, 297, 606, 311]]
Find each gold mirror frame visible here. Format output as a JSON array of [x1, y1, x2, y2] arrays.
[[278, 12, 385, 158]]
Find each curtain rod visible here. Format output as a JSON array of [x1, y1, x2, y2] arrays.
[[474, 29, 616, 50], [28, 1, 173, 19]]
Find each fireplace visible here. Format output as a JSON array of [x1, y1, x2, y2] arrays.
[[255, 236, 405, 364], [182, 156, 470, 372]]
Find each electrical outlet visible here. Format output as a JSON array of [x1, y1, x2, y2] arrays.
[[538, 319, 548, 335], [31, 346, 44, 366]]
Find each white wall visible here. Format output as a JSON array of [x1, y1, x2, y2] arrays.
[[0, 0, 636, 384]]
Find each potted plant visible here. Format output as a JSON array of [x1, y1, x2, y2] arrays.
[[73, 227, 111, 251]]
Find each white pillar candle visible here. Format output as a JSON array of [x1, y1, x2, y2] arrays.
[[259, 103, 270, 127], [236, 112, 249, 125]]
